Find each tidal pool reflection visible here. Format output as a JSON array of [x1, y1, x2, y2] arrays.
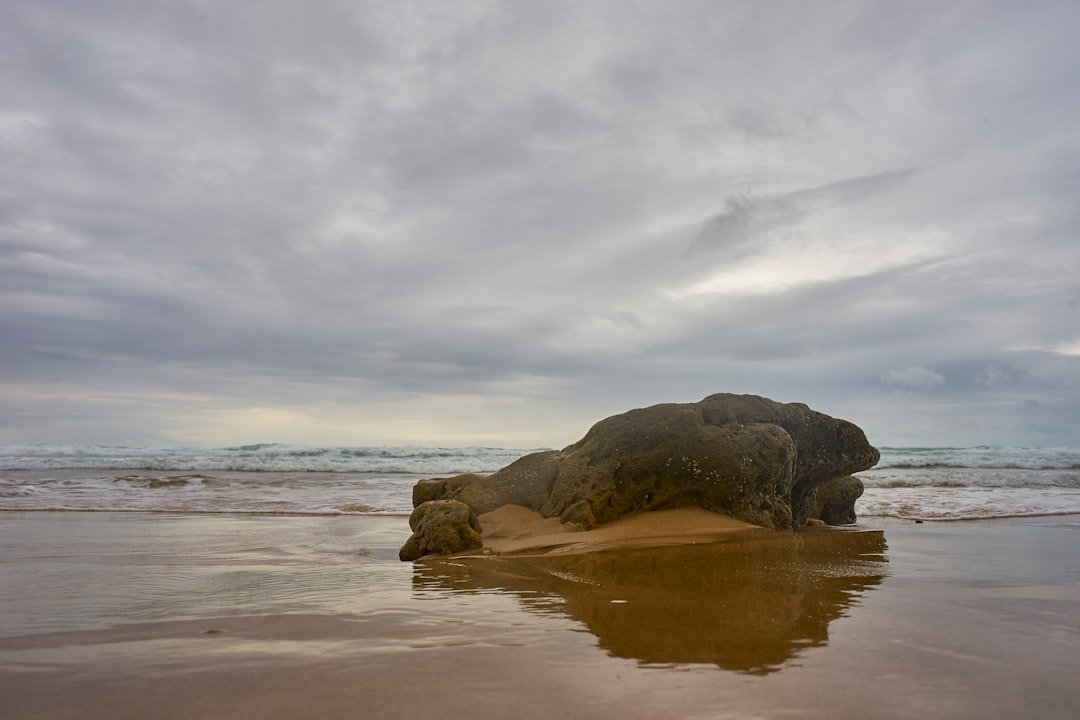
[[413, 529, 887, 674]]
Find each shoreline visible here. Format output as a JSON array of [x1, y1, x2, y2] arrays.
[[6, 504, 1080, 524], [1, 511, 1078, 719]]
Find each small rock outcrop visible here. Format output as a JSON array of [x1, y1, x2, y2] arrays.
[[400, 394, 879, 559], [398, 499, 483, 561], [811, 475, 865, 526]]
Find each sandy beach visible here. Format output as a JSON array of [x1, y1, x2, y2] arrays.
[[475, 503, 762, 555], [1, 510, 1078, 719]]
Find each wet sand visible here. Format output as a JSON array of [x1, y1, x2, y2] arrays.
[[1, 511, 1078, 719]]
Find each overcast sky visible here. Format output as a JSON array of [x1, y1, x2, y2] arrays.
[[2, 0, 1078, 449]]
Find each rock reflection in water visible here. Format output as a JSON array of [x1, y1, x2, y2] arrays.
[[413, 529, 887, 674]]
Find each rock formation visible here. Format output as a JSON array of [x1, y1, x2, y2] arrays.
[[398, 499, 484, 561], [400, 393, 879, 559], [811, 475, 865, 526]]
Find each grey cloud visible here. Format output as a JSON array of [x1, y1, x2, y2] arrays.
[[687, 168, 919, 259], [688, 193, 800, 259], [2, 0, 1079, 446], [788, 168, 921, 210], [726, 104, 790, 140], [880, 365, 946, 393]]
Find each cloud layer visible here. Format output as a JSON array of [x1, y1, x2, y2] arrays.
[[3, 1, 1078, 447]]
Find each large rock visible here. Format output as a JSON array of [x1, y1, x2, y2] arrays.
[[401, 394, 879, 559], [811, 475, 865, 526], [399, 499, 484, 561]]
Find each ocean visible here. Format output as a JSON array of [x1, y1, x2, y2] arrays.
[[2, 443, 1079, 522]]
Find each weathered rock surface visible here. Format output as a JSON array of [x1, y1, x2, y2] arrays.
[[398, 499, 484, 561], [400, 394, 879, 559], [811, 475, 865, 526]]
